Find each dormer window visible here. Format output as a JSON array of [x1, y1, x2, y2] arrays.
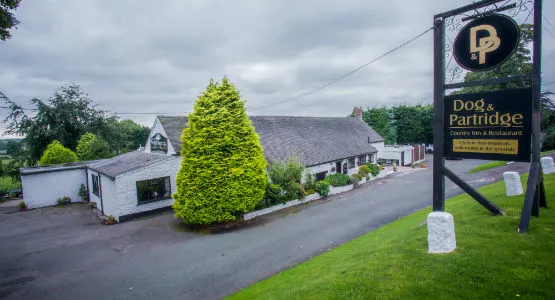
[[150, 133, 168, 153]]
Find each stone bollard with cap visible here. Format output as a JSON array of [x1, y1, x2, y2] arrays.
[[503, 171, 523, 196], [427, 211, 456, 253], [541, 156, 555, 174]]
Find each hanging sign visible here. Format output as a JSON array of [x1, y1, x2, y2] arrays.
[[453, 14, 520, 71], [444, 88, 532, 162]]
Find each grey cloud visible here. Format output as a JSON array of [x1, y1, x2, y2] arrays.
[[1, 0, 554, 136]]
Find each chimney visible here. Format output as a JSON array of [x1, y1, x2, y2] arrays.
[[353, 107, 363, 120]]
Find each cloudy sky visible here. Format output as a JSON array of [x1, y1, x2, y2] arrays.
[[1, 0, 554, 137]]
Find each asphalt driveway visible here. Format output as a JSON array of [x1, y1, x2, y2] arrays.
[[0, 156, 539, 300]]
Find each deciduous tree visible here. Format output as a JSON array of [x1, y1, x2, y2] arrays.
[[76, 133, 112, 161], [1, 0, 21, 41], [173, 78, 267, 225]]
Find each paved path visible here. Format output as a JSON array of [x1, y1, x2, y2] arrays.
[[0, 157, 537, 300]]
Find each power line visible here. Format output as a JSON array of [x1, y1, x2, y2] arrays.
[[0, 106, 190, 115], [250, 27, 434, 111]]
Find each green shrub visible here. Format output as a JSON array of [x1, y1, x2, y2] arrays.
[[18, 200, 27, 210], [256, 183, 283, 209], [104, 215, 117, 225], [39, 140, 77, 166], [351, 174, 361, 188], [353, 173, 363, 181], [79, 184, 89, 202], [306, 189, 316, 195], [365, 163, 380, 176], [358, 165, 370, 176], [325, 173, 352, 187], [303, 170, 316, 191], [542, 133, 555, 151], [314, 180, 330, 197], [172, 78, 267, 225], [267, 156, 305, 202], [57, 196, 71, 205]]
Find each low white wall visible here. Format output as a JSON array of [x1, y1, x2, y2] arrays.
[[21, 168, 87, 209], [244, 168, 390, 220], [113, 156, 181, 221]]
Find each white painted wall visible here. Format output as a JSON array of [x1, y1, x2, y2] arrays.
[[378, 146, 414, 166], [144, 117, 177, 155], [371, 141, 385, 154], [112, 156, 182, 221], [87, 171, 118, 218], [21, 168, 87, 209]]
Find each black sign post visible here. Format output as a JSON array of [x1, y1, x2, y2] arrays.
[[433, 0, 546, 233]]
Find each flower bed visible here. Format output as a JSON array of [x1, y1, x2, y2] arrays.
[[244, 168, 390, 221]]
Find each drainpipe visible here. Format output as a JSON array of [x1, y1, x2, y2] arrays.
[[85, 168, 91, 203], [99, 174, 104, 214]]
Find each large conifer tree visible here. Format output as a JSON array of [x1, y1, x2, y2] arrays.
[[173, 78, 267, 224]]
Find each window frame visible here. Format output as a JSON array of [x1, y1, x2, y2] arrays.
[[92, 174, 100, 197], [348, 158, 356, 169], [150, 133, 168, 153], [136, 176, 171, 205]]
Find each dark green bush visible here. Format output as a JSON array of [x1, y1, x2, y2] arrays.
[[267, 157, 305, 202], [303, 170, 316, 191], [314, 180, 330, 197], [256, 183, 283, 209], [79, 184, 89, 202], [542, 133, 555, 151], [325, 173, 352, 187], [365, 163, 380, 176]]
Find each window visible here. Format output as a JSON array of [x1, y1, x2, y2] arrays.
[[92, 174, 100, 197], [369, 154, 374, 163], [136, 176, 171, 204], [348, 158, 356, 169], [315, 171, 328, 181], [357, 155, 367, 166], [150, 133, 168, 153]]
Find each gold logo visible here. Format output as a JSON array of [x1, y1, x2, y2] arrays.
[[469, 25, 500, 64]]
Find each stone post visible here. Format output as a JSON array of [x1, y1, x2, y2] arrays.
[[503, 171, 523, 196], [427, 212, 456, 253], [540, 157, 555, 174]]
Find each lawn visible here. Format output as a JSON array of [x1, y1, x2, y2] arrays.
[[468, 160, 506, 174], [228, 174, 555, 300]]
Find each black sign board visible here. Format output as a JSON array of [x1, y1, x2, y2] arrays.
[[453, 14, 520, 71], [444, 88, 532, 161]]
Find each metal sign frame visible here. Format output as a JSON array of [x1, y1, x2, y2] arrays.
[[433, 0, 546, 233]]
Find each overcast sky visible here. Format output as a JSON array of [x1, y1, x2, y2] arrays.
[[1, 0, 554, 137]]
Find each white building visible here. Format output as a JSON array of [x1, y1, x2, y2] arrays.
[[20, 115, 385, 221]]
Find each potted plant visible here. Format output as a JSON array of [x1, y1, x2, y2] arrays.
[[103, 215, 117, 225], [18, 201, 27, 211]]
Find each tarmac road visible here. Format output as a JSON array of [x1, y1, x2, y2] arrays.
[[0, 156, 537, 300]]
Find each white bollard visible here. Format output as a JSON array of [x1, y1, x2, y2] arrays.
[[503, 171, 523, 196], [427, 212, 456, 254], [540, 157, 555, 174]]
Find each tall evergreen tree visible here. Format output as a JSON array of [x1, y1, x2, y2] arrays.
[[173, 78, 267, 225]]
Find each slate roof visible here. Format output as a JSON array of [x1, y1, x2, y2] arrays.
[[158, 115, 384, 167], [88, 150, 176, 179]]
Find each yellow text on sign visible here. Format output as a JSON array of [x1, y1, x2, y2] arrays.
[[453, 139, 518, 154]]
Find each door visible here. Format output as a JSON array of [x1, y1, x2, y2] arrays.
[[342, 162, 348, 174], [401, 152, 405, 166], [336, 161, 341, 174]]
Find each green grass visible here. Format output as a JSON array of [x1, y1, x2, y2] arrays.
[[541, 149, 555, 155], [468, 161, 507, 174], [228, 174, 555, 300]]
